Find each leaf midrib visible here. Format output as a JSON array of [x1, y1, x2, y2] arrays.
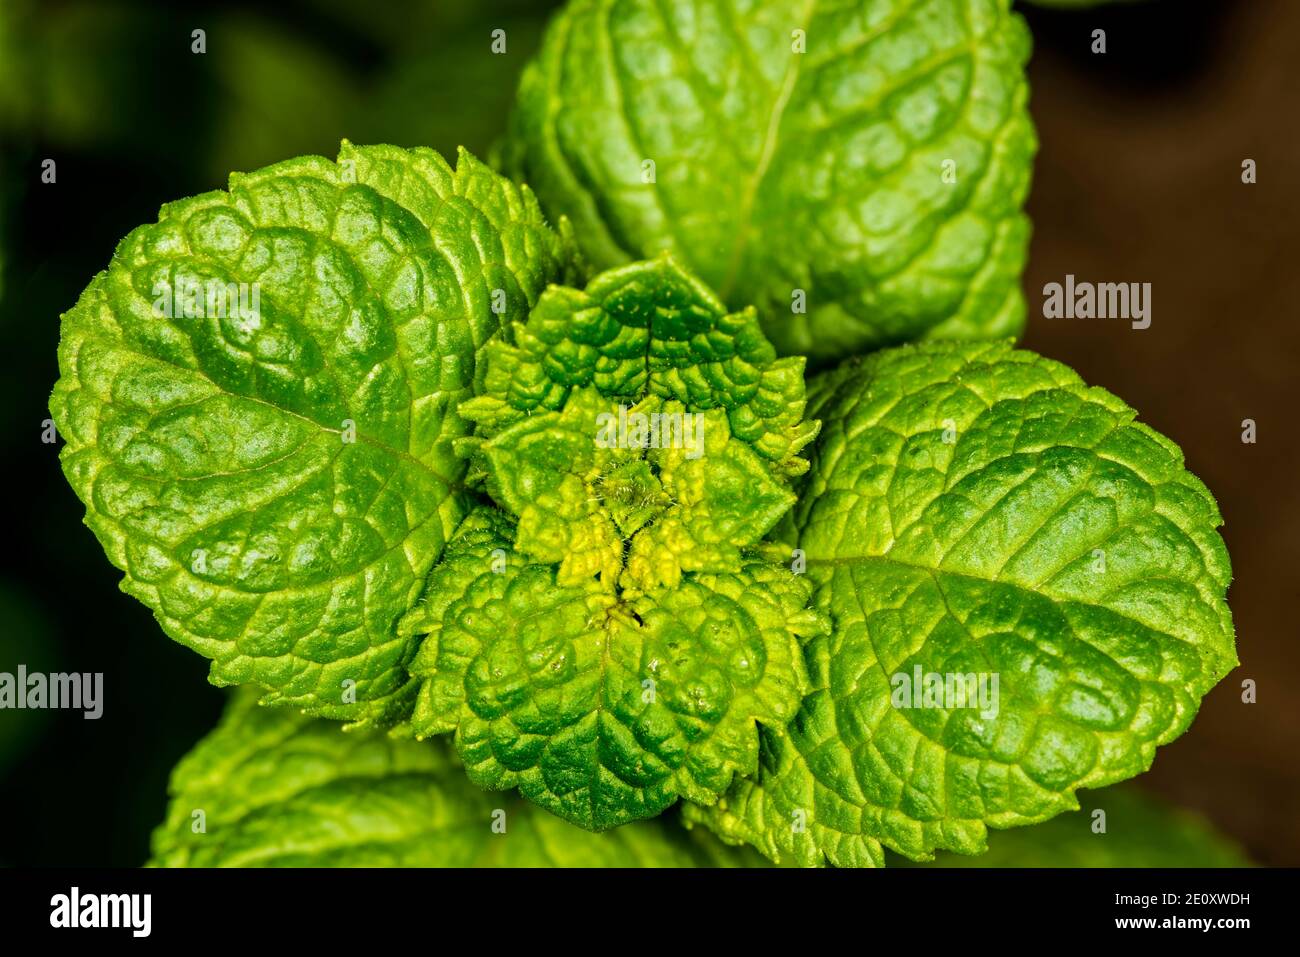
[[100, 336, 466, 490], [804, 553, 1230, 663], [718, 0, 818, 301]]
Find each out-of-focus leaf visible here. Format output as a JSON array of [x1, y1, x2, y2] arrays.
[[895, 787, 1250, 867]]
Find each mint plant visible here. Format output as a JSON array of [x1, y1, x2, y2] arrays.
[[50, 0, 1236, 867]]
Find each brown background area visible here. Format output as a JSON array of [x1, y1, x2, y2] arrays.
[[1019, 0, 1299, 864]]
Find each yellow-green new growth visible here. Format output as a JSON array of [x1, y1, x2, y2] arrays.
[[458, 256, 819, 593], [399, 257, 827, 831]]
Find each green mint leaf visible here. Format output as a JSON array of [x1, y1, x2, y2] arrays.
[[50, 143, 574, 724], [401, 506, 820, 831], [895, 787, 1249, 868], [689, 340, 1236, 866], [150, 690, 763, 867], [505, 0, 1035, 360]]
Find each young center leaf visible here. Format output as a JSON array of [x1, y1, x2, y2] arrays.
[[689, 340, 1237, 867], [505, 0, 1035, 361], [151, 690, 763, 867], [459, 255, 819, 592], [399, 257, 824, 831], [50, 143, 575, 725]]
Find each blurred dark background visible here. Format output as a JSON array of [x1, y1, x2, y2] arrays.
[[0, 0, 1294, 865]]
